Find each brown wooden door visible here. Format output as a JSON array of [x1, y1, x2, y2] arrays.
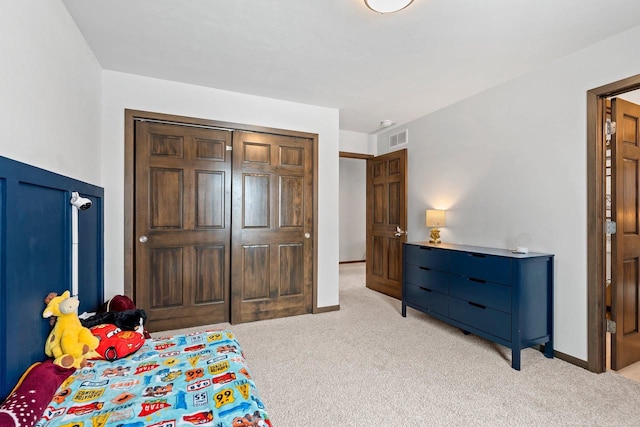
[[611, 97, 640, 369], [134, 121, 232, 332], [231, 131, 314, 323], [366, 149, 407, 299]]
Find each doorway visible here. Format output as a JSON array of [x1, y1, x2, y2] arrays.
[[339, 151, 372, 264], [338, 149, 408, 300], [587, 74, 640, 374], [124, 110, 318, 331]]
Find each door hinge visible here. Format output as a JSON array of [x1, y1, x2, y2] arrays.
[[605, 118, 617, 145], [226, 145, 233, 151], [606, 219, 617, 235], [607, 319, 617, 334]]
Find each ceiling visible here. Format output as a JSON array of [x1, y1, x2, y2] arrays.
[[62, 0, 640, 134]]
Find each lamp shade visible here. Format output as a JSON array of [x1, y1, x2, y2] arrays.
[[365, 0, 414, 13], [426, 209, 446, 227]]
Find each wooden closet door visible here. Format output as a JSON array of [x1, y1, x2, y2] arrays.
[[135, 121, 232, 332], [231, 131, 314, 323]]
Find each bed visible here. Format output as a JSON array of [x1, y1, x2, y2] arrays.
[[0, 158, 270, 426], [15, 329, 270, 427]]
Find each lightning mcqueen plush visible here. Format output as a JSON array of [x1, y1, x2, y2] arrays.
[[90, 324, 145, 361]]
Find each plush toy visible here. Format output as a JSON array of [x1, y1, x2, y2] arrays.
[[92, 295, 151, 339], [100, 294, 136, 312], [42, 291, 99, 369], [81, 309, 147, 333], [88, 323, 145, 361]]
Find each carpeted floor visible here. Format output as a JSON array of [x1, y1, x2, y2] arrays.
[[156, 262, 640, 426]]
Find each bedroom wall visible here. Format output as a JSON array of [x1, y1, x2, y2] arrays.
[[101, 71, 340, 308], [0, 0, 102, 185], [339, 129, 377, 155], [619, 88, 640, 103], [376, 24, 640, 361]]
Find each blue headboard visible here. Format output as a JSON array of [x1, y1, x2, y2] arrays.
[[0, 156, 104, 400]]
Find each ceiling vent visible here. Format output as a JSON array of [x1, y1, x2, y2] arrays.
[[389, 129, 408, 148]]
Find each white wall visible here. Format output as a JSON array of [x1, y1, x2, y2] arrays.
[[619, 88, 640, 103], [339, 130, 377, 155], [0, 0, 102, 185], [101, 71, 340, 308], [377, 24, 640, 361]]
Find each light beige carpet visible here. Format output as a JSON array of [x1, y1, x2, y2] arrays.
[[156, 263, 640, 426]]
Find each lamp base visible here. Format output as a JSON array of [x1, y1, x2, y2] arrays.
[[429, 227, 441, 244]]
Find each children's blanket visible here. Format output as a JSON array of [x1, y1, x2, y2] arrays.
[[34, 329, 271, 426]]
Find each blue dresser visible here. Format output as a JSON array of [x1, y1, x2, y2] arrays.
[[402, 242, 554, 370]]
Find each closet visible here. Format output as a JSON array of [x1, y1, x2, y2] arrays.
[[124, 110, 316, 331]]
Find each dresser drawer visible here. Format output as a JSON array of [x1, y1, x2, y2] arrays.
[[405, 283, 448, 317], [449, 251, 512, 285], [405, 244, 448, 270], [405, 264, 449, 294], [449, 297, 511, 341], [448, 275, 511, 313]]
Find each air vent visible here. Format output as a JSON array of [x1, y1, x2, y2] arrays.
[[389, 129, 408, 148]]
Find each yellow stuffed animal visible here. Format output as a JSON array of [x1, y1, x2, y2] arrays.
[[42, 291, 99, 369]]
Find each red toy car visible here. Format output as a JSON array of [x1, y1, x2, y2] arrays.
[[183, 410, 214, 425], [212, 372, 236, 385], [67, 401, 104, 416], [91, 324, 145, 361]]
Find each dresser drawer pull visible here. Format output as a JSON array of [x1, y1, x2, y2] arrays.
[[419, 246, 432, 250], [468, 301, 486, 310], [469, 253, 487, 258], [419, 286, 432, 293], [468, 277, 486, 284], [419, 266, 431, 271]]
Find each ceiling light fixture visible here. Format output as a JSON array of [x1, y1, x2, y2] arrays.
[[365, 0, 414, 14]]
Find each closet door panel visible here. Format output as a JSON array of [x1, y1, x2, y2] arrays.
[[243, 174, 270, 228], [195, 245, 226, 304], [196, 171, 225, 228], [135, 122, 231, 332], [232, 131, 313, 323], [242, 245, 271, 300]]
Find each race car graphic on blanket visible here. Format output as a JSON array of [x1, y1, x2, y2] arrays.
[[34, 330, 271, 427]]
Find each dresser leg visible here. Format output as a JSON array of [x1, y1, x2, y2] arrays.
[[402, 303, 406, 317], [544, 341, 554, 359], [512, 349, 521, 370]]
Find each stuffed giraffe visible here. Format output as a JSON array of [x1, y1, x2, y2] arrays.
[[42, 291, 99, 369]]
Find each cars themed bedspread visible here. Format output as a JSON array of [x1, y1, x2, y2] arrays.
[[35, 329, 271, 427]]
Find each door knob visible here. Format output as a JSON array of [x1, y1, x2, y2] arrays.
[[394, 226, 408, 237], [304, 233, 311, 239], [139, 235, 148, 243]]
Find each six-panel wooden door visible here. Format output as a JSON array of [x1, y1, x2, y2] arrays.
[[135, 122, 232, 332], [611, 97, 640, 369], [231, 131, 314, 323], [366, 149, 407, 299]]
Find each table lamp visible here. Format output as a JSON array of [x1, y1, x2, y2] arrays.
[[426, 209, 446, 244]]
